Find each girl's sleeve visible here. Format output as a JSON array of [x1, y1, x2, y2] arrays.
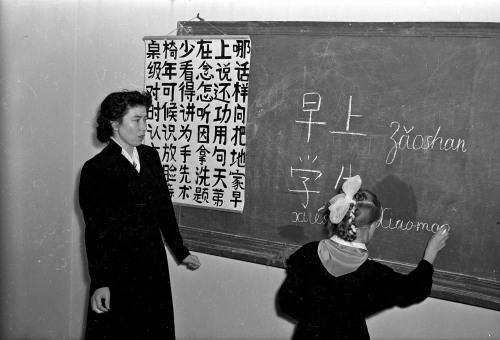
[[277, 246, 313, 321], [151, 148, 190, 263], [364, 259, 434, 315], [79, 162, 119, 290]]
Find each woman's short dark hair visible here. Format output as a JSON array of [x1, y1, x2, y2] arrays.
[[96, 90, 152, 143]]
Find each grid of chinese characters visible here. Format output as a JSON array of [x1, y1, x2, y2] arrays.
[[144, 37, 251, 212]]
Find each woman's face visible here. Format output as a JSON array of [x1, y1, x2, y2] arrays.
[[112, 105, 147, 154]]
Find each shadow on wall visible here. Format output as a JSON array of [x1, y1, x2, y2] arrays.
[[74, 168, 91, 338], [74, 106, 104, 338], [371, 174, 418, 222]]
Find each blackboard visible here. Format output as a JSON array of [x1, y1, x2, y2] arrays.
[[175, 21, 500, 310]]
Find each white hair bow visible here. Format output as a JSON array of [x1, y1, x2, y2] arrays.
[[328, 175, 362, 224]]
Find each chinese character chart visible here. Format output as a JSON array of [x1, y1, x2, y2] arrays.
[[144, 36, 251, 212]]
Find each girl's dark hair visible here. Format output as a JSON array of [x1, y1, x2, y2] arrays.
[[333, 189, 382, 242], [96, 90, 152, 143]]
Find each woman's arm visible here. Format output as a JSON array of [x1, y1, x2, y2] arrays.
[[79, 161, 119, 290], [149, 148, 192, 263]]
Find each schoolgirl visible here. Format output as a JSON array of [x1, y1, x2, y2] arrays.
[[277, 175, 449, 339]]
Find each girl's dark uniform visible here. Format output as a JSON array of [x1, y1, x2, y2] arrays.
[[278, 241, 434, 340], [79, 140, 190, 339]]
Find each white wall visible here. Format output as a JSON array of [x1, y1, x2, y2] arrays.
[[168, 251, 500, 340], [0, 0, 499, 339], [0, 1, 77, 338]]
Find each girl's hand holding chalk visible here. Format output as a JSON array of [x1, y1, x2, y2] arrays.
[[423, 226, 450, 264]]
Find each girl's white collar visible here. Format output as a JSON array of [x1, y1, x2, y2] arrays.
[[330, 235, 367, 251]]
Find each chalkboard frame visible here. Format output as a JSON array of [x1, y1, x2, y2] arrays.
[[174, 21, 500, 311]]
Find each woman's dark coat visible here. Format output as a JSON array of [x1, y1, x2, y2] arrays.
[[79, 140, 190, 339]]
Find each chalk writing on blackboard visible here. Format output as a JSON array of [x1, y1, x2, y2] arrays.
[[291, 211, 328, 225], [290, 160, 350, 224], [334, 164, 356, 190], [290, 92, 366, 224], [296, 92, 325, 143], [377, 207, 451, 233], [386, 121, 468, 165], [329, 95, 367, 137], [289, 155, 322, 209], [287, 90, 459, 237]]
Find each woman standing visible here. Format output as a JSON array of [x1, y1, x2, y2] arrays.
[[79, 90, 200, 339], [277, 175, 448, 339]]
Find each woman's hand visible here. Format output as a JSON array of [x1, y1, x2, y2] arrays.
[[91, 287, 110, 314], [423, 227, 450, 264], [182, 254, 201, 270]]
